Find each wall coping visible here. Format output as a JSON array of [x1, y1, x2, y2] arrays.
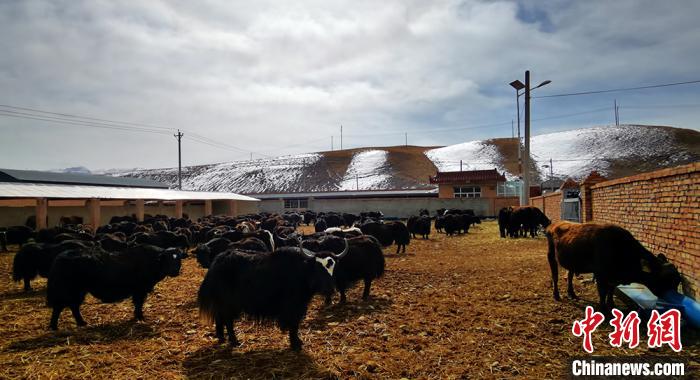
[[591, 162, 700, 190], [530, 191, 562, 201]]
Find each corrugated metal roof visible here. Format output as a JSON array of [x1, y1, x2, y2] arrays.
[[0, 182, 259, 201], [429, 169, 506, 184], [0, 168, 168, 188], [250, 188, 438, 200]]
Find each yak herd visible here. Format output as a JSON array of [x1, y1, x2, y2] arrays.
[[0, 204, 685, 350]]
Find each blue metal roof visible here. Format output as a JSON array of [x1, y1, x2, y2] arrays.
[[0, 168, 168, 189]]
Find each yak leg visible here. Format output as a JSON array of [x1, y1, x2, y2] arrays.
[[215, 316, 225, 343], [132, 293, 146, 321], [595, 280, 611, 314], [226, 319, 239, 347], [70, 305, 87, 327], [547, 241, 561, 301], [289, 326, 302, 351], [606, 285, 616, 308], [567, 271, 578, 299], [23, 277, 32, 292], [324, 294, 333, 306], [49, 306, 63, 330], [338, 286, 347, 304], [402, 244, 406, 254], [362, 278, 372, 300]]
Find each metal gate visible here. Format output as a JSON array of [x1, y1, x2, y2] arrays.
[[561, 198, 581, 222]]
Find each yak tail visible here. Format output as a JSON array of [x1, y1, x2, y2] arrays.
[[12, 246, 37, 282], [197, 274, 217, 324]]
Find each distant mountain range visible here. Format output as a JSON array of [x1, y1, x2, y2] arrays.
[[104, 124, 699, 194]]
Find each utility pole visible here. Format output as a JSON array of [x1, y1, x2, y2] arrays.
[[340, 125, 343, 150], [523, 70, 531, 205], [331, 136, 334, 151], [405, 132, 408, 146], [510, 70, 550, 206], [174, 129, 183, 190], [614, 99, 620, 126], [516, 91, 522, 185], [511, 120, 514, 138], [356, 174, 359, 190], [460, 160, 463, 172], [549, 158, 553, 179]]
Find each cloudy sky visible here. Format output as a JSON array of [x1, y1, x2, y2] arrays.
[[1, 0, 699, 171]]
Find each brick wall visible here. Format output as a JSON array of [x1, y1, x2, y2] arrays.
[[589, 162, 700, 298], [529, 191, 563, 224]]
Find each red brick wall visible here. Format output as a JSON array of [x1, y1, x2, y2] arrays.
[[529, 192, 562, 224], [590, 162, 700, 298]]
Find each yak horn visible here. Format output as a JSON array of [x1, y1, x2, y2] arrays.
[[335, 239, 350, 259]]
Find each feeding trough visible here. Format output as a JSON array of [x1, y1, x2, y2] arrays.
[[616, 283, 700, 329]]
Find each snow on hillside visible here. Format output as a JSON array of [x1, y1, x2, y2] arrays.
[[116, 153, 321, 193], [530, 125, 679, 178], [337, 150, 392, 190], [425, 141, 512, 178]]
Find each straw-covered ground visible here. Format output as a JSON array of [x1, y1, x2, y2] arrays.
[[0, 221, 697, 379]]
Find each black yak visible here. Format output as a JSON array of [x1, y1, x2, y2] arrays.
[[47, 245, 185, 330], [129, 230, 190, 250], [498, 206, 513, 238], [313, 235, 385, 304], [546, 221, 682, 312], [510, 206, 550, 238], [13, 240, 94, 291], [0, 225, 35, 251], [407, 215, 431, 239], [198, 241, 348, 350], [360, 221, 410, 254]]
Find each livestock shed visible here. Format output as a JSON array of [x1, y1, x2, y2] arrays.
[[0, 168, 259, 229], [250, 187, 518, 218]]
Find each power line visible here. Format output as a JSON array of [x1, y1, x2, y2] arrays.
[[0, 103, 173, 131], [0, 110, 171, 135], [534, 79, 700, 99]]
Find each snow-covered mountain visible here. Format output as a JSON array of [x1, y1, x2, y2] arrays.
[[109, 125, 699, 193]]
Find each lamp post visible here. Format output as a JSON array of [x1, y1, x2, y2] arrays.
[[509, 71, 550, 206]]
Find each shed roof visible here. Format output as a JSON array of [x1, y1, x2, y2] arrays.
[[250, 188, 438, 200], [429, 169, 506, 184], [0, 182, 259, 201], [0, 168, 168, 188]]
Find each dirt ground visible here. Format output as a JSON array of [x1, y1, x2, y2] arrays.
[[0, 221, 697, 379]]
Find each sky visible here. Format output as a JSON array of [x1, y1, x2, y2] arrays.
[[1, 0, 699, 171]]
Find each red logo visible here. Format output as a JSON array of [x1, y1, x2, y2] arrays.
[[647, 309, 682, 352], [572, 306, 605, 353], [608, 308, 641, 349]]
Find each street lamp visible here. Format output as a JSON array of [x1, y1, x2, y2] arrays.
[[509, 71, 550, 206]]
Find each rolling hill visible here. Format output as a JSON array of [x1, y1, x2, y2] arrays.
[[111, 124, 700, 193]]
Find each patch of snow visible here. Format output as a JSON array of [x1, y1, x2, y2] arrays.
[[425, 141, 512, 178], [531, 125, 674, 179], [337, 150, 392, 190]]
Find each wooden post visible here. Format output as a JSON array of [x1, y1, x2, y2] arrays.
[[227, 200, 238, 217], [135, 199, 145, 222], [175, 200, 184, 218], [204, 200, 212, 216], [87, 198, 101, 233], [35, 198, 48, 230]]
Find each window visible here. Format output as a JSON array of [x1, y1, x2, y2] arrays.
[[497, 181, 522, 197], [284, 199, 308, 209], [453, 186, 481, 198]]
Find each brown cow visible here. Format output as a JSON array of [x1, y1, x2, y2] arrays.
[[546, 221, 681, 312]]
